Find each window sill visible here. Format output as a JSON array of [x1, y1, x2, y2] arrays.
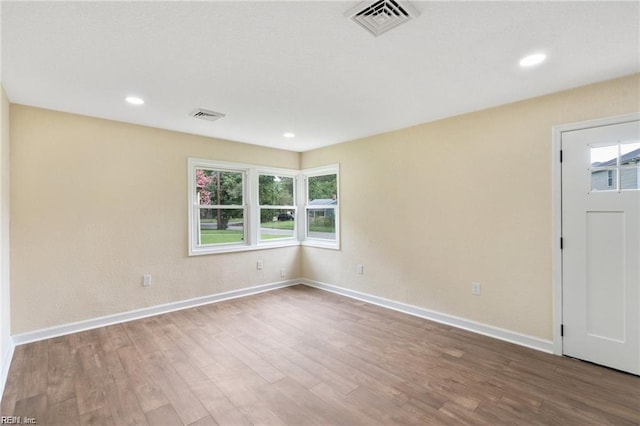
[[189, 240, 300, 256], [301, 239, 340, 250]]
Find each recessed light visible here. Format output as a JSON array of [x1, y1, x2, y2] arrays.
[[519, 53, 547, 68], [125, 96, 144, 105], [283, 132, 295, 138]]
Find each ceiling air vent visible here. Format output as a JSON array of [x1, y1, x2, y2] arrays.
[[190, 108, 225, 122], [346, 0, 420, 37]]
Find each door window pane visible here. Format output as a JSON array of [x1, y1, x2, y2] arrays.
[[621, 141, 640, 165], [590, 145, 618, 168], [591, 169, 617, 191], [590, 142, 640, 192], [621, 167, 640, 190]]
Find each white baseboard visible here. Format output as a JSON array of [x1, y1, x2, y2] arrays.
[[0, 337, 15, 402], [302, 279, 554, 354], [12, 279, 300, 346], [7, 277, 553, 375]]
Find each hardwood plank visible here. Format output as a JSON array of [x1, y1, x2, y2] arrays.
[[144, 404, 184, 426], [74, 342, 114, 416], [216, 334, 285, 383], [104, 323, 132, 350], [309, 382, 385, 425], [47, 336, 76, 405], [188, 415, 219, 426], [103, 380, 148, 426], [93, 327, 128, 384], [13, 393, 47, 424], [45, 397, 81, 426], [293, 343, 407, 405], [67, 330, 99, 354], [234, 333, 322, 389], [79, 406, 115, 426], [275, 376, 376, 425], [116, 345, 169, 413], [249, 380, 326, 425], [345, 384, 430, 425], [20, 340, 49, 399], [183, 306, 222, 335], [142, 350, 209, 425], [123, 319, 160, 355], [155, 320, 217, 370], [213, 374, 287, 425], [190, 379, 252, 426]]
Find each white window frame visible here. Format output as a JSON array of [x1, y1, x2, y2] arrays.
[[255, 167, 299, 247], [300, 164, 340, 250], [189, 158, 340, 255], [188, 159, 251, 255]]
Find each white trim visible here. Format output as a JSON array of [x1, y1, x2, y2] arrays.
[[256, 170, 298, 247], [301, 163, 340, 250], [12, 280, 299, 346], [0, 337, 15, 401], [302, 164, 340, 177], [552, 123, 563, 355], [189, 159, 344, 255], [302, 279, 554, 354], [551, 112, 640, 356], [188, 240, 299, 256], [301, 239, 341, 250], [188, 158, 252, 256]]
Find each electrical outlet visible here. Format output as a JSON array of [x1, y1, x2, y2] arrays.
[[280, 268, 286, 278], [257, 260, 263, 270], [471, 281, 481, 296], [357, 264, 364, 275], [143, 275, 152, 287]]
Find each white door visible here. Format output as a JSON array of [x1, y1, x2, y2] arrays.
[[562, 118, 640, 375]]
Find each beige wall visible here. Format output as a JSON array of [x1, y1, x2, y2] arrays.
[[8, 74, 640, 340], [10, 107, 301, 334], [0, 86, 10, 371], [301, 73, 640, 341]]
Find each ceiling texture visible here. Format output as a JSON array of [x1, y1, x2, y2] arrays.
[[2, 1, 639, 152]]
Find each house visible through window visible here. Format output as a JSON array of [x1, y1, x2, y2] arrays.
[[304, 166, 339, 248], [590, 141, 640, 192]]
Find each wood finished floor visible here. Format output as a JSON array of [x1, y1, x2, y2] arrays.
[[1, 285, 638, 426]]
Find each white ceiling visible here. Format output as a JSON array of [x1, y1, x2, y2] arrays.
[[2, 1, 639, 152]]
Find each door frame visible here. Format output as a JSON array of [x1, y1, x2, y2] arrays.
[[551, 112, 640, 356]]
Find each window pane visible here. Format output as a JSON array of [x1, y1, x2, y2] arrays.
[[621, 141, 640, 166], [590, 145, 617, 168], [196, 169, 214, 205], [260, 208, 295, 240], [196, 169, 243, 205], [307, 208, 336, 240], [621, 167, 640, 190], [591, 169, 617, 191], [308, 174, 337, 204], [259, 175, 294, 205], [199, 208, 244, 244]]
